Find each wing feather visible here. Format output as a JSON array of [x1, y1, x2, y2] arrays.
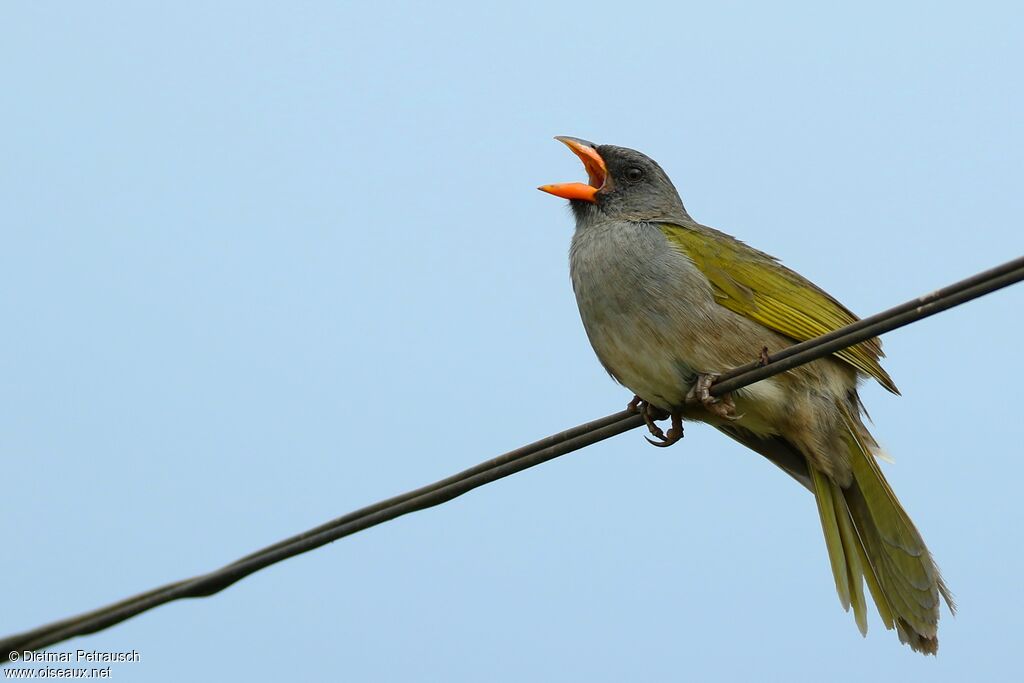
[[658, 222, 898, 393]]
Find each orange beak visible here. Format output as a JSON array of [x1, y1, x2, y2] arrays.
[[538, 136, 607, 203]]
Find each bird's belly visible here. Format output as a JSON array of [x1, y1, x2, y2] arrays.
[[582, 311, 695, 409], [582, 306, 789, 437]]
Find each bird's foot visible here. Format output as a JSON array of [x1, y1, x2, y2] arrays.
[[685, 373, 740, 421], [645, 411, 684, 448], [627, 395, 681, 446]]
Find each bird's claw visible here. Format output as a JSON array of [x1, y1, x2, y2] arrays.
[[628, 395, 684, 447], [628, 394, 662, 437], [645, 412, 684, 447], [685, 373, 740, 421]]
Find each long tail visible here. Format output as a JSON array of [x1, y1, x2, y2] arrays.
[[811, 406, 955, 654]]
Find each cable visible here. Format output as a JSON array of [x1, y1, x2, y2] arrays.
[[3, 254, 1022, 662], [0, 411, 644, 656]]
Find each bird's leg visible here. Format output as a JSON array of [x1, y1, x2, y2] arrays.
[[638, 399, 666, 442], [627, 395, 677, 444], [685, 373, 739, 421], [645, 410, 684, 448], [641, 405, 666, 443]]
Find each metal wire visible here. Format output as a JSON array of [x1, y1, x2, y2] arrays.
[[3, 254, 1022, 662]]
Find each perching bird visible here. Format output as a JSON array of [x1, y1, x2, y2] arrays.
[[539, 136, 953, 654]]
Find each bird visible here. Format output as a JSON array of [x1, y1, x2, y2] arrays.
[[539, 136, 954, 654]]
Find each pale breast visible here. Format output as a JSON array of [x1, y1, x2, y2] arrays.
[[569, 217, 717, 409]]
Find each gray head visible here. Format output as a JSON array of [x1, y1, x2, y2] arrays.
[[539, 136, 691, 223]]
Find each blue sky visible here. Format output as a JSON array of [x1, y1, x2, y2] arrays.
[[3, 2, 1023, 680]]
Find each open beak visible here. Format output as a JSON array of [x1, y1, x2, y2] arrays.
[[538, 136, 607, 203]]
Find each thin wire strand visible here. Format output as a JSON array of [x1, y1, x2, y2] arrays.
[[3, 255, 1022, 661]]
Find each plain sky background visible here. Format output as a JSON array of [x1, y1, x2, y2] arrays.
[[3, 2, 1023, 681]]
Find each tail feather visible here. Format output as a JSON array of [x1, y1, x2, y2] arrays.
[[810, 405, 953, 655], [832, 478, 870, 634], [811, 468, 852, 611]]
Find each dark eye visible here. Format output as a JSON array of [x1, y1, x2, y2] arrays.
[[624, 167, 644, 183]]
